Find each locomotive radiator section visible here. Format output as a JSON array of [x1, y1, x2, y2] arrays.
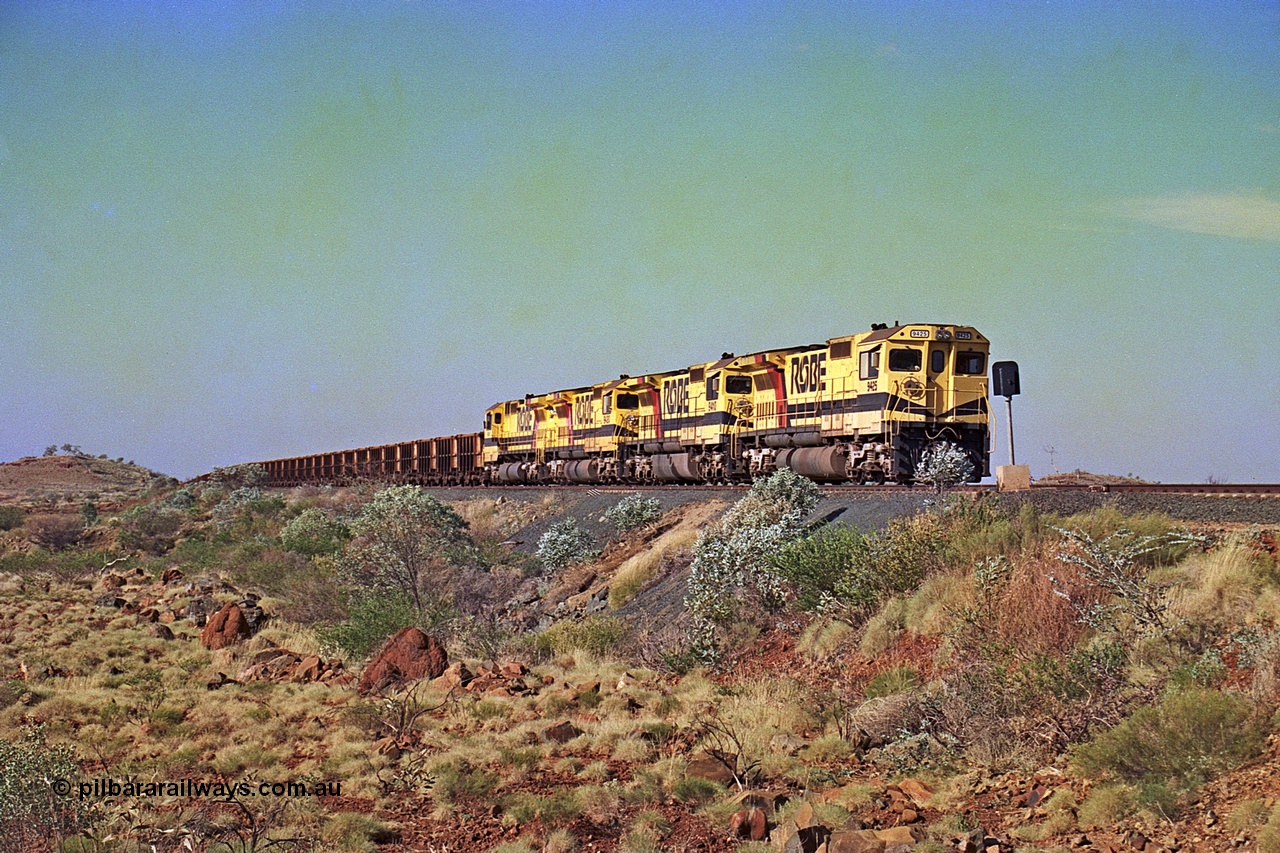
[[253, 322, 992, 488]]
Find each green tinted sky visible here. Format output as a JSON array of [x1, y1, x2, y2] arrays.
[[2, 2, 1277, 481]]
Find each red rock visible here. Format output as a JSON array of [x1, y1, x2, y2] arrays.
[[291, 655, 323, 682], [373, 737, 401, 758], [827, 831, 886, 853], [146, 624, 175, 640], [686, 753, 737, 786], [357, 627, 448, 694], [729, 807, 768, 840], [199, 603, 252, 650], [543, 721, 583, 744], [499, 661, 528, 678], [896, 778, 934, 809], [161, 568, 184, 584]]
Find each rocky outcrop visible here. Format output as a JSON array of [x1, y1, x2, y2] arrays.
[[236, 647, 350, 685], [200, 602, 252, 650], [357, 627, 448, 694]]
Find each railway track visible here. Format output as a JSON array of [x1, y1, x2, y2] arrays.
[[402, 482, 1280, 497]]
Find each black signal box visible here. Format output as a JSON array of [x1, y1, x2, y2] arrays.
[[992, 361, 1021, 398]]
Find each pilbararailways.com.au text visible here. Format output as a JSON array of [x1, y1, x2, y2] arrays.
[[54, 777, 341, 801]]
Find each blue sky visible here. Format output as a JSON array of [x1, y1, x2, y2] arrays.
[[2, 1, 1277, 481]]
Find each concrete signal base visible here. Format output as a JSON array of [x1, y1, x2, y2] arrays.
[[997, 464, 1032, 492]]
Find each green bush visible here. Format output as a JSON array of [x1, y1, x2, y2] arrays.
[[116, 505, 185, 555], [319, 591, 422, 660], [604, 495, 663, 532], [834, 513, 947, 609], [534, 616, 625, 658], [770, 526, 868, 610], [0, 725, 93, 852], [1071, 688, 1264, 792], [280, 508, 350, 556], [537, 519, 598, 571], [864, 665, 920, 698], [0, 506, 26, 531], [341, 486, 470, 612]]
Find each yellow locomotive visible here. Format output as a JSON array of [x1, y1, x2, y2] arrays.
[[483, 322, 990, 485], [257, 322, 990, 488]]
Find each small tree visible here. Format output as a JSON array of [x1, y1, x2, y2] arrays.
[[914, 441, 975, 492], [340, 486, 469, 612]]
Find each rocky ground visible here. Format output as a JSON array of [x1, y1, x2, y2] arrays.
[[3, 474, 1280, 852], [0, 454, 171, 507]]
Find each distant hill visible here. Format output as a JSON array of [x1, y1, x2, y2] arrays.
[[0, 455, 171, 505]]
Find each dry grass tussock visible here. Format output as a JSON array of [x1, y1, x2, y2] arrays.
[[1166, 539, 1263, 626]]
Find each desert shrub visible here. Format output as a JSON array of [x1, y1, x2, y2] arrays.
[[1075, 783, 1135, 829], [280, 508, 350, 557], [537, 519, 598, 570], [604, 494, 663, 532], [1051, 527, 1198, 640], [535, 615, 625, 658], [957, 555, 1090, 660], [0, 506, 25, 531], [1057, 507, 1189, 565], [1070, 687, 1264, 793], [835, 513, 948, 610], [24, 514, 83, 551], [1167, 540, 1262, 628], [864, 665, 919, 698], [206, 463, 269, 489], [340, 486, 470, 612], [796, 618, 854, 661], [684, 469, 820, 661], [770, 526, 868, 610], [319, 591, 422, 660], [428, 760, 497, 807], [914, 441, 974, 490], [116, 505, 185, 554], [0, 551, 49, 576], [211, 487, 285, 531], [167, 487, 196, 509], [0, 725, 93, 852]]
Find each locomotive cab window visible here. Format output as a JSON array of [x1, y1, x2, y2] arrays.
[[956, 352, 986, 375], [615, 393, 639, 410], [930, 349, 945, 373], [859, 348, 880, 380], [725, 375, 752, 395], [485, 413, 493, 429], [492, 412, 502, 425], [602, 394, 612, 415], [706, 374, 720, 401], [888, 347, 922, 372]]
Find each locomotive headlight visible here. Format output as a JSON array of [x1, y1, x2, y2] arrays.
[[937, 329, 953, 341]]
